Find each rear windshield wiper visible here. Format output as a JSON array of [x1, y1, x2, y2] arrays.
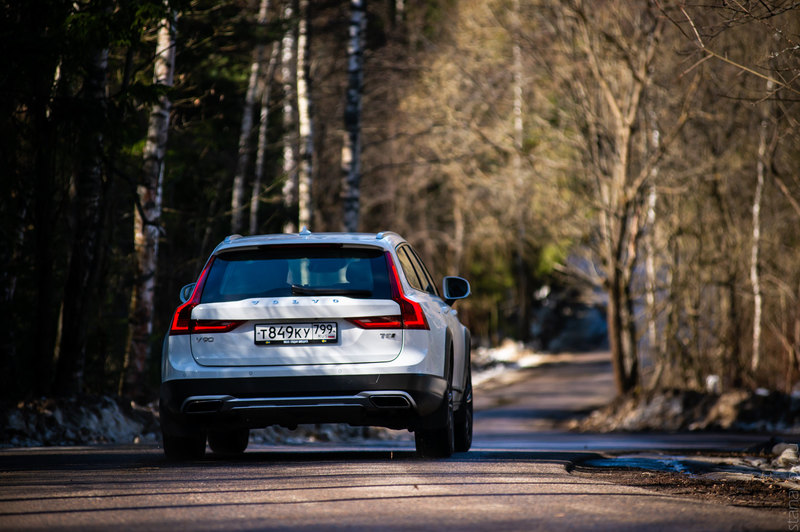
[[291, 285, 372, 298]]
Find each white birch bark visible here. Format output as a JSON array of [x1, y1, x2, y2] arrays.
[[750, 92, 770, 372], [645, 110, 660, 379], [282, 0, 299, 233], [121, 10, 176, 395], [341, 0, 366, 232], [231, 0, 270, 234], [297, 0, 313, 230]]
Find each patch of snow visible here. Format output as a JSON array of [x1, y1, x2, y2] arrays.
[[472, 339, 558, 386], [0, 396, 160, 447]]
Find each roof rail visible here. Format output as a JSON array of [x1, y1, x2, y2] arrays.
[[223, 234, 243, 243], [377, 231, 400, 240]]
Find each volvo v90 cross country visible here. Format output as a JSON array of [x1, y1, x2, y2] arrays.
[[160, 230, 472, 459]]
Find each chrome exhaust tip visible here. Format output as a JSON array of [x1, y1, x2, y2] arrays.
[[368, 394, 413, 409]]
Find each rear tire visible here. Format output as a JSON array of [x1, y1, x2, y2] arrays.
[[208, 428, 250, 455], [415, 335, 455, 461], [415, 392, 455, 458], [454, 364, 473, 453], [162, 432, 206, 460], [160, 399, 206, 460]]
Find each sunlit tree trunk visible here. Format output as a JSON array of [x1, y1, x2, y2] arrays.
[[297, 0, 313, 230], [341, 0, 366, 232], [53, 46, 109, 395], [645, 108, 661, 388], [231, 0, 270, 234], [120, 11, 176, 398], [750, 79, 772, 373], [282, 0, 299, 233]]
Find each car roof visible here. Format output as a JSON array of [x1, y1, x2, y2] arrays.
[[211, 230, 406, 255]]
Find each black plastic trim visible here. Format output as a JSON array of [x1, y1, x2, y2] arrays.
[[160, 373, 447, 433]]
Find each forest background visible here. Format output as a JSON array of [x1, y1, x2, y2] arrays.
[[2, 0, 799, 404]]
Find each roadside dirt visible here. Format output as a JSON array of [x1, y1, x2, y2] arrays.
[[472, 346, 797, 511], [570, 462, 794, 510]]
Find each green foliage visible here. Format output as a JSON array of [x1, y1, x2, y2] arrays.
[[536, 242, 569, 278]]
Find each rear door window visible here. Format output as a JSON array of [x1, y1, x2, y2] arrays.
[[200, 246, 391, 303], [396, 246, 424, 292], [397, 245, 439, 297], [406, 246, 439, 297]]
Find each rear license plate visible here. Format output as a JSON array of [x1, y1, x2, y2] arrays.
[[254, 322, 338, 345]]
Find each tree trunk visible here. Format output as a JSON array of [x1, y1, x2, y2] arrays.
[[607, 270, 629, 395], [231, 0, 270, 234], [250, 44, 280, 235], [53, 47, 109, 395], [120, 11, 177, 399], [341, 0, 366, 232], [511, 0, 529, 341], [622, 261, 639, 391], [297, 0, 313, 230], [566, 0, 662, 396], [282, 0, 299, 233], [750, 81, 771, 373], [31, 63, 61, 396]]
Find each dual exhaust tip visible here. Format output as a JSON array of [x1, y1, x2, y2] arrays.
[[182, 392, 415, 414]]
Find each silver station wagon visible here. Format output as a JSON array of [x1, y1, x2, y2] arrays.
[[160, 230, 472, 458]]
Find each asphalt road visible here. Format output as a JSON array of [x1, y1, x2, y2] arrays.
[[0, 352, 785, 531]]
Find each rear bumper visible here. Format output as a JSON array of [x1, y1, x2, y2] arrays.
[[159, 373, 447, 433]]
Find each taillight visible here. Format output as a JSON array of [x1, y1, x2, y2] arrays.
[[169, 258, 235, 336], [191, 319, 246, 334], [388, 252, 429, 329], [170, 301, 196, 334], [348, 316, 403, 329], [348, 252, 429, 330]]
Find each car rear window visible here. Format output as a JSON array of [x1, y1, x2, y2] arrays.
[[200, 246, 392, 303]]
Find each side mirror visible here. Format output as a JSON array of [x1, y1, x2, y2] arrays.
[[179, 283, 196, 304], [443, 276, 470, 306]]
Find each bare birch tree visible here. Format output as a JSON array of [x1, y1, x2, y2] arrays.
[[341, 0, 366, 232], [750, 79, 773, 372], [231, 0, 270, 235], [121, 10, 177, 397], [644, 106, 663, 387], [282, 0, 300, 233], [297, 0, 313, 230]]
